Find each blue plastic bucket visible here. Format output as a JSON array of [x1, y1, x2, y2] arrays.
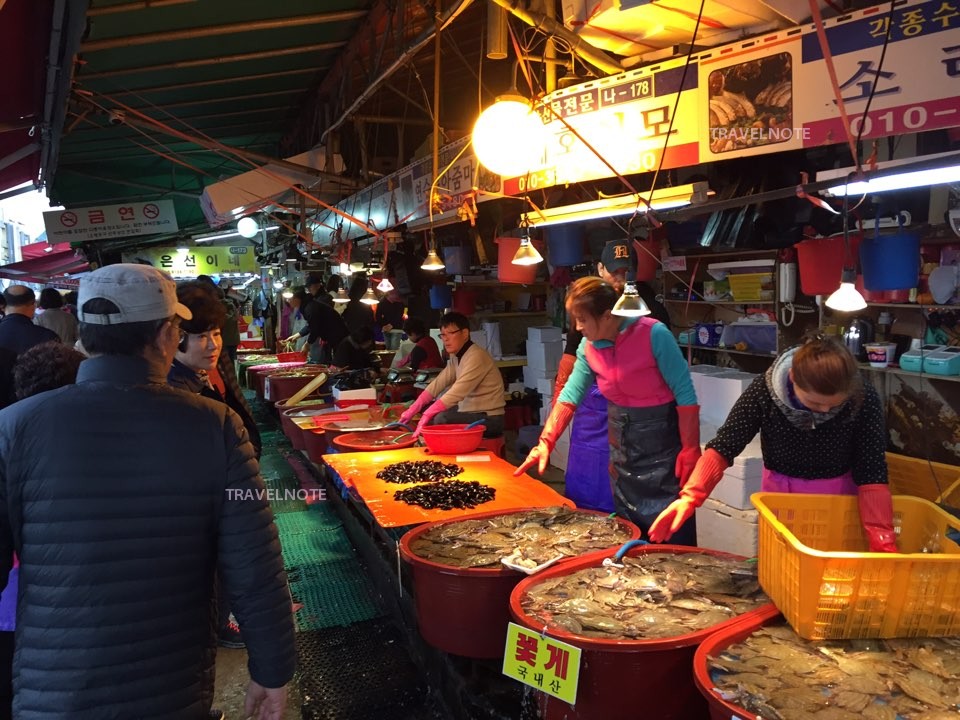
[[429, 283, 453, 309], [443, 245, 471, 275], [859, 230, 920, 291], [545, 225, 584, 266]]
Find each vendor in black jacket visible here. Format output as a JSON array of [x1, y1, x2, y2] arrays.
[[332, 326, 380, 374], [282, 289, 349, 363]]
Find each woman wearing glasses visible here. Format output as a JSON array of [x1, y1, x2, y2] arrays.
[[398, 312, 505, 438], [517, 276, 701, 544], [648, 335, 897, 552]]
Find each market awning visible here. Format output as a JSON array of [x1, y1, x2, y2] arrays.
[[0, 249, 89, 284], [0, 0, 55, 193]]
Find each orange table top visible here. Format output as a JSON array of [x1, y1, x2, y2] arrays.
[[322, 447, 571, 527]]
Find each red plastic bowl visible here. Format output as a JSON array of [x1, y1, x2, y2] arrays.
[[420, 423, 484, 454], [332, 429, 417, 452]]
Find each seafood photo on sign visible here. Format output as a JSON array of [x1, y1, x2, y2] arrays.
[[408, 507, 633, 569], [709, 52, 793, 154], [708, 619, 960, 719]]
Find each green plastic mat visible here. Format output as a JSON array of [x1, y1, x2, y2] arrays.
[[259, 452, 294, 476], [261, 472, 300, 493], [274, 510, 341, 536], [289, 560, 383, 630], [281, 531, 355, 569], [270, 498, 308, 514]]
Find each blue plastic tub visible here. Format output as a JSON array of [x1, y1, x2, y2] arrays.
[[546, 225, 584, 266], [860, 230, 920, 291], [429, 283, 453, 309], [442, 245, 471, 275]]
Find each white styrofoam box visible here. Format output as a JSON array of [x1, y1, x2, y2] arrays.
[[332, 387, 378, 402], [539, 405, 550, 426], [699, 370, 756, 427], [696, 498, 758, 558], [536, 377, 556, 396], [726, 442, 763, 479], [689, 364, 726, 404], [550, 428, 571, 471], [507, 382, 525, 394], [523, 364, 555, 389], [525, 340, 563, 372], [470, 330, 489, 354], [711, 468, 763, 510], [528, 326, 563, 343]]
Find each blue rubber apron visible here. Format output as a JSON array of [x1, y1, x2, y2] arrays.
[[607, 401, 696, 546]]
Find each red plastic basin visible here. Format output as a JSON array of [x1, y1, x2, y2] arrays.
[[693, 605, 783, 720], [332, 430, 417, 452], [510, 545, 776, 720], [420, 423, 484, 454], [399, 509, 640, 659]]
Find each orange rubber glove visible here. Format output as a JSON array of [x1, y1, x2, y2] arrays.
[[398, 391, 433, 426], [514, 401, 576, 477], [648, 448, 729, 543], [412, 398, 446, 439], [674, 405, 702, 487], [551, 354, 576, 408], [857, 483, 898, 553]]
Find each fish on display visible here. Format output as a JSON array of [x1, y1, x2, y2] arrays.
[[520, 552, 769, 640], [709, 621, 960, 719], [408, 506, 633, 569]]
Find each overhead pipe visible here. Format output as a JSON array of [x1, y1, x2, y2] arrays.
[[488, 0, 624, 76], [486, 1, 508, 60], [87, 0, 196, 15], [110, 67, 317, 98], [81, 10, 366, 52], [320, 0, 476, 146]]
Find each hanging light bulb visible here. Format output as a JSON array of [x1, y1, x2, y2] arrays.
[[339, 262, 353, 276], [825, 267, 867, 312], [472, 94, 546, 177], [512, 234, 543, 266], [272, 280, 284, 291], [360, 287, 378, 305], [377, 276, 394, 293], [237, 216, 260, 239], [281, 288, 294, 300], [332, 288, 350, 304], [421, 248, 445, 271], [612, 280, 652, 318]]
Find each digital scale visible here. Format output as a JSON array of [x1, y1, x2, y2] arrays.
[[898, 344, 943, 372], [922, 346, 960, 376], [414, 368, 443, 389]]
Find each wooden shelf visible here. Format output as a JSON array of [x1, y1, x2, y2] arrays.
[[684, 344, 777, 358], [665, 299, 775, 306], [475, 311, 548, 318], [495, 358, 527, 368], [669, 249, 778, 259], [864, 303, 958, 310], [456, 280, 548, 287], [859, 364, 960, 383]]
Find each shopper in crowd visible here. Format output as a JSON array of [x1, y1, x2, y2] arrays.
[[34, 287, 79, 346], [0, 341, 86, 719], [0, 264, 296, 719], [553, 240, 670, 512], [341, 274, 375, 330], [399, 312, 505, 438], [0, 286, 59, 355], [282, 283, 349, 364], [517, 277, 700, 544], [284, 288, 309, 350], [649, 335, 897, 551], [316, 275, 341, 307], [375, 287, 405, 334], [332, 325, 380, 373], [398, 317, 442, 371], [197, 275, 241, 365]]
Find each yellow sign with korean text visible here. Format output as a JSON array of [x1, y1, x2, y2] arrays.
[[122, 245, 257, 278], [502, 622, 581, 704]]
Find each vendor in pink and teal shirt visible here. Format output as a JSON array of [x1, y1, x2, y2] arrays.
[[516, 277, 701, 544]]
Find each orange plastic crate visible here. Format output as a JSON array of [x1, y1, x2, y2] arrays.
[[752, 492, 960, 640]]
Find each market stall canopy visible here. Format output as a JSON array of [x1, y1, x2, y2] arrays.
[[200, 147, 346, 228], [0, 0, 55, 194], [0, 241, 89, 284]]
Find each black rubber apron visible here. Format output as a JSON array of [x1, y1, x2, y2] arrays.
[[607, 401, 697, 546]]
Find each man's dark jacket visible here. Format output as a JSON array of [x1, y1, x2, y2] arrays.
[[0, 355, 295, 719], [0, 314, 58, 355]]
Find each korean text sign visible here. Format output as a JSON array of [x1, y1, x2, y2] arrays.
[[43, 200, 179, 243], [502, 622, 581, 704]]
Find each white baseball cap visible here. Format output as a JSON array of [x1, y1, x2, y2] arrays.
[[77, 263, 192, 325]]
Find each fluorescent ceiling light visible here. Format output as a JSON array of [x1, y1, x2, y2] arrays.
[[818, 151, 960, 196], [522, 182, 710, 228], [194, 226, 279, 243]]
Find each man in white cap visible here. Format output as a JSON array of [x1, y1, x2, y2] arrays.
[[0, 264, 295, 720]]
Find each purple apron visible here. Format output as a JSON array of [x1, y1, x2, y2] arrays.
[[564, 381, 615, 512], [0, 555, 17, 632], [762, 468, 857, 495]]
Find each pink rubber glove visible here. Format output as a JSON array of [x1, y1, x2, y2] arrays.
[[398, 391, 433, 426], [514, 402, 575, 476], [858, 483, 898, 553], [648, 449, 729, 543], [674, 404, 701, 487], [413, 398, 446, 438]]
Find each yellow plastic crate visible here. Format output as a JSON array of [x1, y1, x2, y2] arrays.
[[752, 492, 960, 640], [728, 272, 774, 302], [886, 452, 960, 505]]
